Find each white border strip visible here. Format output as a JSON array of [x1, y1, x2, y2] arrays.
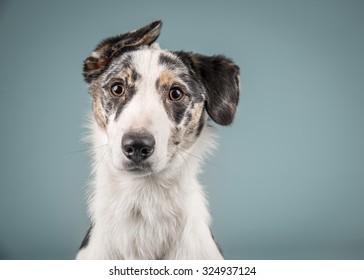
[[0, 260, 363, 280]]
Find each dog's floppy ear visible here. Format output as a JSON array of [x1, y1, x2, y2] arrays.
[[176, 52, 240, 126], [83, 20, 162, 83]]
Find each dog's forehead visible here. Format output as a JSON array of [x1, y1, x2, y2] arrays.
[[102, 47, 187, 82]]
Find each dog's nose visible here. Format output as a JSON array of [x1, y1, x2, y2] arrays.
[[122, 132, 155, 162]]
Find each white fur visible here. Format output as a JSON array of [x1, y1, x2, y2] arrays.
[[107, 49, 173, 174], [77, 47, 223, 260]]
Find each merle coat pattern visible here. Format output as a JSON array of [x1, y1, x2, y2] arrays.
[[77, 20, 239, 260]]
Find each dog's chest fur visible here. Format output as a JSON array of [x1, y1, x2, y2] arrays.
[[90, 149, 207, 259], [104, 179, 183, 259]]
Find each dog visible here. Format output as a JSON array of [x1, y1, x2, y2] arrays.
[[76, 20, 239, 259]]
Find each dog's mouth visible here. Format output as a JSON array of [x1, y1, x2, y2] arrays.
[[123, 161, 153, 174]]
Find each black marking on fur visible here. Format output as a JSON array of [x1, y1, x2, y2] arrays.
[[172, 102, 188, 125], [131, 206, 142, 219], [156, 52, 210, 130], [83, 20, 162, 83], [158, 53, 185, 70], [155, 78, 161, 92], [114, 84, 138, 121], [174, 52, 240, 126], [79, 225, 93, 250], [210, 229, 224, 257], [104, 53, 134, 81], [97, 64, 141, 123], [156, 78, 189, 125], [130, 70, 140, 84], [195, 109, 206, 138], [185, 111, 192, 124], [179, 72, 205, 102], [159, 54, 206, 104]]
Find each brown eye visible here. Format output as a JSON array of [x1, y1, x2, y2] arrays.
[[169, 87, 184, 101], [111, 83, 125, 96]]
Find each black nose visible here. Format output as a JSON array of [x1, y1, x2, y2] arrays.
[[122, 132, 155, 163]]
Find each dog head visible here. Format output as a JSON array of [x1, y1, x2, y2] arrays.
[[83, 20, 240, 175]]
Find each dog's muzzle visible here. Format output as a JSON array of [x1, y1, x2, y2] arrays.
[[122, 131, 155, 164]]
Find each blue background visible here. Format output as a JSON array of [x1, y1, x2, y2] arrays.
[[0, 0, 363, 259]]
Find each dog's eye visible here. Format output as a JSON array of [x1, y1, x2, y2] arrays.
[[169, 87, 184, 101], [110, 83, 125, 96]]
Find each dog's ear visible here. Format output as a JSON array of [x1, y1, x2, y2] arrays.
[[176, 52, 240, 126], [83, 20, 162, 83]]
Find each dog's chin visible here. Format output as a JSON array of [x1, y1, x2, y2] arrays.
[[110, 160, 156, 177], [124, 162, 153, 175]]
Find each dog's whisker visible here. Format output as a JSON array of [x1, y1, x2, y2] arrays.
[[61, 144, 108, 156], [94, 147, 110, 174], [179, 150, 191, 178], [176, 147, 221, 168]]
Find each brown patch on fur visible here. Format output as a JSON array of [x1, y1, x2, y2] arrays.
[[159, 71, 176, 88], [92, 92, 107, 130], [96, 58, 110, 68]]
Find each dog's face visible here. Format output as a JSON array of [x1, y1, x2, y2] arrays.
[[83, 21, 239, 175]]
